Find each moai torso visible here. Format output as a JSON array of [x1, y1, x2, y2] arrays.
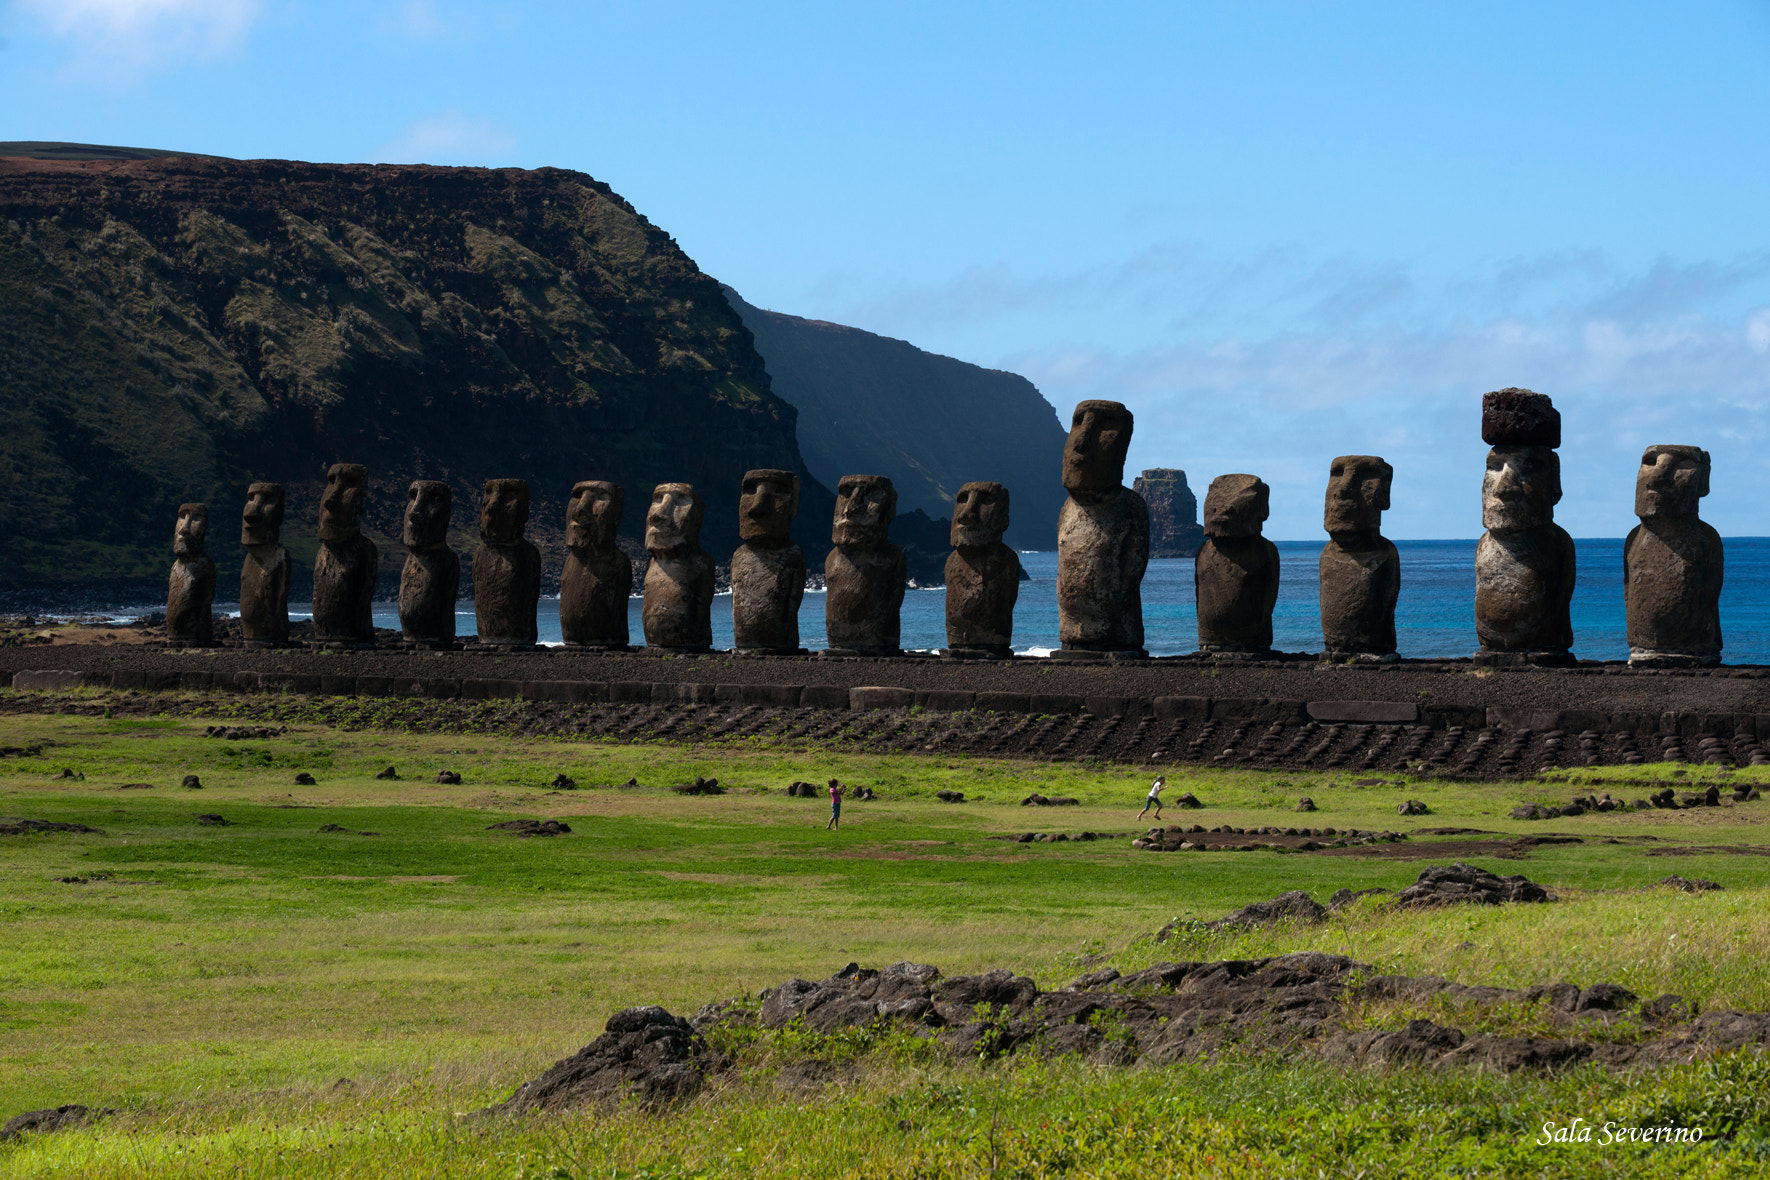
[[399, 480, 458, 647], [642, 483, 715, 651], [239, 483, 289, 646], [945, 481, 1019, 656], [1474, 390, 1574, 658], [1055, 401, 1148, 654], [731, 470, 805, 653], [560, 481, 631, 649], [472, 480, 541, 646], [1625, 445, 1723, 664], [1194, 475, 1277, 652], [1318, 456, 1399, 658], [824, 474, 905, 656], [312, 464, 377, 645]]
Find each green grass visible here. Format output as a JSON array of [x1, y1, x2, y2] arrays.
[[2, 708, 1769, 1176]]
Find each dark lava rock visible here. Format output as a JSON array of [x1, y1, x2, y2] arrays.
[[1482, 387, 1561, 448], [1200, 889, 1329, 931], [935, 789, 964, 803], [0, 1104, 109, 1142], [180, 774, 202, 789], [0, 819, 103, 836], [1020, 793, 1079, 806], [487, 819, 572, 837], [671, 777, 723, 795], [193, 813, 228, 825], [1328, 886, 1393, 910], [375, 766, 399, 780], [294, 772, 316, 785], [551, 774, 576, 789], [1397, 799, 1430, 816], [435, 770, 462, 784], [1659, 875, 1723, 893], [1394, 862, 1554, 907], [52, 768, 83, 780], [1295, 797, 1316, 812], [1175, 792, 1203, 809], [492, 1006, 704, 1113]]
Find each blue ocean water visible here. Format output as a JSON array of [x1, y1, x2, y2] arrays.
[[255, 537, 1770, 663]]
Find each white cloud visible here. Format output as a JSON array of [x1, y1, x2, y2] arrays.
[[18, 0, 260, 71], [374, 110, 516, 165]]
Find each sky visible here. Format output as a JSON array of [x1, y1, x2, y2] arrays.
[[6, 0, 1770, 539]]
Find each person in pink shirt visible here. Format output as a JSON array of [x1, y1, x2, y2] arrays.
[[826, 779, 846, 830]]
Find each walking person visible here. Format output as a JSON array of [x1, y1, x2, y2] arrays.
[[1137, 774, 1167, 821], [826, 778, 846, 830]]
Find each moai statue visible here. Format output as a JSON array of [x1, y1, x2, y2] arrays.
[[472, 479, 541, 647], [1319, 456, 1399, 661], [1626, 445, 1722, 666], [166, 503, 215, 647], [1056, 400, 1148, 656], [642, 483, 715, 652], [398, 480, 459, 649], [944, 481, 1020, 659], [731, 469, 806, 654], [560, 480, 632, 650], [1195, 475, 1279, 653], [824, 474, 906, 656], [1475, 389, 1575, 664], [238, 483, 290, 647], [312, 463, 377, 647]]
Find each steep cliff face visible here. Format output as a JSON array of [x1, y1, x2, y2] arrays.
[[723, 287, 1068, 551], [1131, 469, 1205, 559], [0, 153, 832, 592]]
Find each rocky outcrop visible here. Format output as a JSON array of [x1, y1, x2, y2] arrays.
[[724, 286, 1067, 551], [1131, 469, 1205, 558]]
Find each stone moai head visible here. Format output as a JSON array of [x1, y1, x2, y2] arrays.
[[318, 463, 368, 542], [479, 479, 530, 545], [404, 481, 452, 549], [1482, 447, 1560, 531], [832, 474, 896, 548], [240, 483, 284, 547], [1203, 475, 1269, 538], [1062, 400, 1134, 495], [1636, 445, 1710, 520], [1323, 455, 1393, 535], [567, 481, 624, 550], [951, 481, 1010, 548], [173, 503, 208, 558], [739, 469, 800, 546], [645, 483, 704, 553]]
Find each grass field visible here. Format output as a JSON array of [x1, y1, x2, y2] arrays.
[[2, 703, 1769, 1177]]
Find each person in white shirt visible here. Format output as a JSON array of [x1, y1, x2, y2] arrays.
[[1137, 774, 1167, 820]]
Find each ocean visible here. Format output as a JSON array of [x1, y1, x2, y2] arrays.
[[245, 537, 1770, 664]]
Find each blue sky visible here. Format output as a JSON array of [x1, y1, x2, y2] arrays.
[[7, 1, 1770, 538]]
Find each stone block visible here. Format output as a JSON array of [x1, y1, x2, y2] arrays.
[[458, 678, 490, 700], [319, 675, 357, 696], [800, 685, 851, 711], [609, 681, 652, 704], [1211, 697, 1306, 723], [675, 683, 721, 704], [975, 691, 1035, 713], [1487, 707, 1561, 732], [1153, 695, 1211, 720], [1422, 704, 1485, 729], [11, 669, 89, 692], [740, 684, 802, 708], [228, 671, 259, 693], [486, 679, 523, 700], [851, 686, 915, 711], [1306, 700, 1419, 724], [916, 689, 977, 712], [713, 683, 745, 705], [356, 676, 392, 697], [256, 672, 294, 694], [1031, 694, 1086, 715], [1085, 696, 1152, 718]]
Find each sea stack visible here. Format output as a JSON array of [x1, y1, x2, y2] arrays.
[[1131, 469, 1205, 559], [1474, 388, 1575, 664]]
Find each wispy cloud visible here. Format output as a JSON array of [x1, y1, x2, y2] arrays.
[[17, 0, 261, 75], [806, 247, 1770, 539], [374, 110, 515, 166]]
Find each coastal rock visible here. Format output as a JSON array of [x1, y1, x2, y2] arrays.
[[1131, 469, 1205, 559]]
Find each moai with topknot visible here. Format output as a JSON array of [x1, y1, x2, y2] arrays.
[[731, 469, 806, 654], [1056, 400, 1148, 657], [944, 481, 1020, 659], [1319, 456, 1399, 661], [642, 483, 715, 652], [472, 479, 541, 648], [1626, 445, 1722, 666], [166, 503, 215, 647], [560, 481, 632, 650], [238, 483, 290, 647], [824, 474, 906, 657], [1195, 475, 1279, 654], [399, 480, 459, 649], [1475, 389, 1575, 664], [312, 464, 378, 647]]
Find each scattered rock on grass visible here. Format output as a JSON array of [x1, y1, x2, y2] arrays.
[[294, 772, 316, 785], [374, 766, 399, 780], [52, 768, 83, 781], [935, 789, 964, 803], [1295, 797, 1316, 812], [487, 819, 572, 837], [1203, 890, 1329, 931], [0, 1104, 110, 1143], [551, 774, 576, 789], [1659, 875, 1723, 893], [1174, 792, 1203, 809], [181, 775, 202, 790], [671, 777, 723, 795], [785, 780, 818, 797], [0, 819, 104, 836], [193, 813, 228, 826], [1397, 799, 1430, 816], [1328, 886, 1393, 909], [491, 1006, 703, 1113], [434, 770, 461, 784], [1394, 862, 1553, 907], [1020, 793, 1080, 807]]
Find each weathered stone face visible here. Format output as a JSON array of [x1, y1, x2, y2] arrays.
[[479, 479, 530, 545], [1203, 475, 1269, 538], [951, 482, 1010, 549], [832, 475, 895, 549], [173, 503, 208, 558], [240, 483, 284, 547], [317, 463, 367, 543], [1061, 400, 1133, 496], [739, 469, 799, 546], [1635, 445, 1709, 519], [646, 483, 705, 553], [404, 481, 452, 549], [567, 481, 624, 551], [945, 488, 1019, 656], [1323, 456, 1391, 535], [1482, 447, 1560, 532]]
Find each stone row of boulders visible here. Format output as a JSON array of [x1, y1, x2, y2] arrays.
[[1513, 782, 1760, 819], [1019, 793, 1080, 807], [1133, 823, 1405, 852], [488, 936, 1770, 1114], [203, 725, 287, 740]]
